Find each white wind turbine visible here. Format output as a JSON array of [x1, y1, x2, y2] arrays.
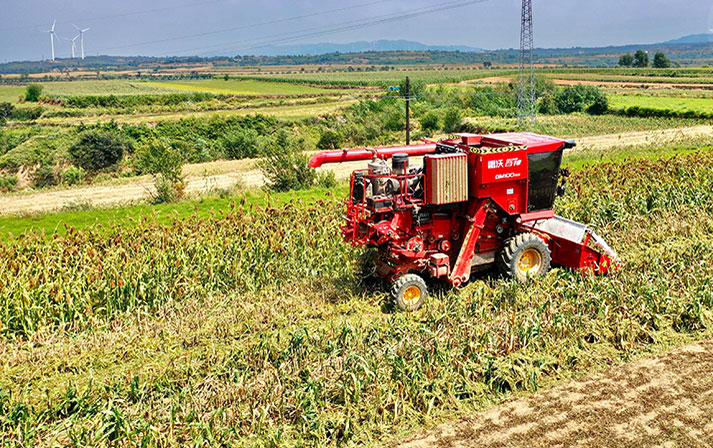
[[66, 34, 80, 58], [73, 24, 90, 59], [46, 19, 57, 61]]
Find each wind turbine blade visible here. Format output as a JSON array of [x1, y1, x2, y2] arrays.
[[73, 24, 80, 31], [51, 19, 56, 31], [82, 28, 90, 32]]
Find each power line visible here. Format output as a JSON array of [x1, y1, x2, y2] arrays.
[[103, 0, 402, 52], [0, 0, 229, 32], [169, 0, 488, 57]]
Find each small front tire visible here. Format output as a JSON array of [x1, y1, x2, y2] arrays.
[[391, 274, 428, 311]]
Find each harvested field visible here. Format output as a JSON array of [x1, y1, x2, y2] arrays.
[[393, 339, 713, 448]]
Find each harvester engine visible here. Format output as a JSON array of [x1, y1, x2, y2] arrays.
[[309, 132, 618, 311]]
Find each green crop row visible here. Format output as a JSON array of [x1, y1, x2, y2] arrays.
[[1, 149, 713, 445]]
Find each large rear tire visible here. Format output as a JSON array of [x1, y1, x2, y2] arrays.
[[391, 274, 428, 312], [497, 233, 551, 282]]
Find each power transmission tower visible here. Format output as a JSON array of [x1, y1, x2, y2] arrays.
[[517, 0, 536, 126]]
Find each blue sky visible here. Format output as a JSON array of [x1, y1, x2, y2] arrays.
[[1, 0, 713, 62]]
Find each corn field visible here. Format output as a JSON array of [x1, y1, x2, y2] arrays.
[[1, 150, 713, 446]]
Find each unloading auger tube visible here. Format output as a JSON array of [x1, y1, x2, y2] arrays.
[[309, 132, 620, 311]]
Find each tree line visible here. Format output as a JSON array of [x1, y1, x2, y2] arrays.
[[618, 50, 674, 68]]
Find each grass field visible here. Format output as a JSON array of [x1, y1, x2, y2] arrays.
[[0, 85, 25, 103], [144, 79, 350, 95], [39, 80, 184, 97], [608, 94, 713, 116], [239, 68, 514, 86], [468, 114, 713, 138]]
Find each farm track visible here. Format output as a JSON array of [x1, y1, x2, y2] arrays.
[[1, 124, 712, 215], [391, 339, 713, 448]]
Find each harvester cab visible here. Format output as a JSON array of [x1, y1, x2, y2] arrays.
[[309, 132, 618, 311]]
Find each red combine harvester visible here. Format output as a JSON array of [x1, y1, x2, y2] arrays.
[[309, 132, 618, 311]]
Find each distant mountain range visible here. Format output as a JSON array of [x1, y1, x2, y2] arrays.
[[664, 33, 713, 45], [243, 40, 483, 56]]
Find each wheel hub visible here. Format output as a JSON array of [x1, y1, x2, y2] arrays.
[[402, 286, 421, 305], [518, 249, 542, 274]]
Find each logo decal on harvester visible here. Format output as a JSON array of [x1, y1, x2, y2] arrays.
[[488, 157, 522, 170], [495, 172, 518, 180]]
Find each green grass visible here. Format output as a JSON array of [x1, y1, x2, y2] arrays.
[[144, 79, 348, 95], [608, 94, 713, 116], [239, 69, 515, 86], [467, 113, 712, 138], [0, 185, 349, 240], [39, 80, 183, 97], [0, 85, 25, 103]]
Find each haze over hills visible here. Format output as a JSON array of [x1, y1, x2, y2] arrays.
[[2, 34, 713, 74], [243, 40, 483, 56], [664, 33, 713, 45]]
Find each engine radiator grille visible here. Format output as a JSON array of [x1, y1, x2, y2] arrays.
[[425, 153, 468, 204]]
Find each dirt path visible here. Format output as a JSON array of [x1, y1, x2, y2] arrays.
[[1, 124, 711, 215], [392, 339, 713, 448]]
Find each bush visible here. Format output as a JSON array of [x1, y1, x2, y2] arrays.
[[258, 130, 316, 192], [586, 94, 609, 115], [220, 128, 261, 159], [24, 84, 43, 102], [69, 131, 130, 172], [11, 106, 43, 121], [135, 138, 185, 204], [554, 85, 607, 114], [420, 111, 440, 131], [317, 129, 344, 149], [384, 109, 406, 132], [537, 93, 557, 115], [31, 162, 60, 188], [0, 103, 14, 126], [0, 174, 17, 192], [61, 166, 86, 186], [442, 106, 463, 133]]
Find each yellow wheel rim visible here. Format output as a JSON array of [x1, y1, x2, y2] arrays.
[[518, 249, 542, 275], [402, 286, 422, 306]]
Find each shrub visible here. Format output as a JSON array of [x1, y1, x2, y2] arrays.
[[220, 128, 262, 159], [61, 166, 86, 186], [258, 130, 316, 192], [31, 162, 60, 188], [0, 174, 17, 192], [586, 94, 609, 115], [537, 93, 557, 115], [69, 131, 130, 172], [442, 106, 463, 133], [24, 84, 43, 102], [419, 111, 440, 131], [11, 106, 43, 121], [135, 138, 185, 204], [0, 103, 14, 126], [317, 129, 344, 149], [384, 109, 406, 132], [554, 85, 607, 114]]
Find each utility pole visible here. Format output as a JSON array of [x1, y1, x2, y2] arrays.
[[517, 0, 536, 126], [405, 76, 410, 145]]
